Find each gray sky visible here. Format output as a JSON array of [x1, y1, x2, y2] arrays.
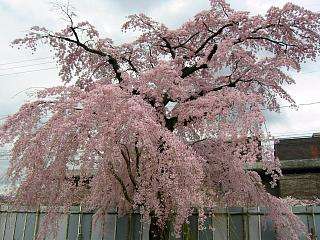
[[1, 0, 320, 175]]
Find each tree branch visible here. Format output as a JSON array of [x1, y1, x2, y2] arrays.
[[194, 23, 234, 55], [134, 142, 141, 178], [174, 31, 200, 49], [108, 162, 134, 204], [161, 37, 176, 59], [94, 148, 133, 204], [183, 77, 251, 103], [120, 144, 137, 189], [47, 32, 123, 82], [122, 56, 139, 73], [207, 44, 218, 61], [180, 23, 293, 79], [246, 36, 296, 47], [181, 63, 208, 78]]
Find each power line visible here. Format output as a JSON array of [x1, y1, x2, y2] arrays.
[[0, 61, 55, 71], [11, 87, 47, 99], [0, 67, 57, 77], [0, 57, 51, 66], [300, 71, 319, 75], [275, 101, 320, 110], [260, 101, 320, 111]]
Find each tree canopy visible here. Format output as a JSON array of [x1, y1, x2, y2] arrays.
[[1, 0, 320, 239]]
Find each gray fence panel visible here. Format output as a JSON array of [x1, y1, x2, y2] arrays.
[[199, 215, 213, 240], [56, 215, 68, 240], [4, 212, 16, 240], [14, 213, 26, 240], [0, 205, 320, 239], [67, 214, 79, 240], [294, 206, 314, 240], [314, 206, 320, 240], [91, 217, 103, 240], [229, 215, 244, 240], [260, 217, 276, 240], [298, 214, 309, 240], [81, 214, 92, 240], [186, 214, 198, 240], [141, 221, 150, 240], [23, 213, 36, 240], [248, 212, 260, 240], [104, 213, 116, 240], [37, 213, 45, 238], [131, 214, 142, 240], [115, 215, 130, 240], [213, 213, 228, 240], [0, 212, 7, 240]]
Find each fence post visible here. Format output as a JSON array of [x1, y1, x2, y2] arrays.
[[244, 207, 250, 240], [78, 205, 83, 240], [311, 205, 317, 240], [21, 210, 28, 240], [33, 206, 40, 240]]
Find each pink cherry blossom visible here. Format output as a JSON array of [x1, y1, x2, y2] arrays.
[[2, 1, 320, 239]]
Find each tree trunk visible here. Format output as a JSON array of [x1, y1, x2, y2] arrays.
[[149, 214, 171, 240]]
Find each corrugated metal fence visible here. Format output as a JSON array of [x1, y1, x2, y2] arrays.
[[0, 205, 319, 240]]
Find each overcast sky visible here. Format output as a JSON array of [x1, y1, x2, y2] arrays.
[[1, 0, 320, 176]]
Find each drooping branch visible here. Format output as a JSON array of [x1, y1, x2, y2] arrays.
[[134, 142, 141, 178], [95, 148, 133, 204], [108, 162, 134, 204], [120, 144, 137, 189], [165, 77, 261, 130]]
